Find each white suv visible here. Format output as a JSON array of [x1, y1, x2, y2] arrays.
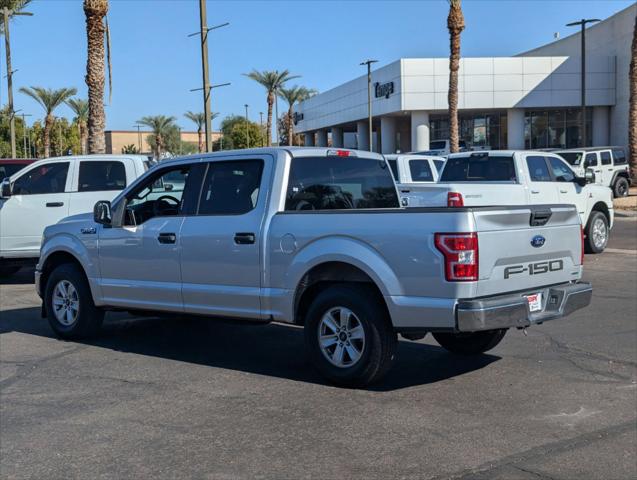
[[554, 147, 631, 198], [0, 154, 150, 276]]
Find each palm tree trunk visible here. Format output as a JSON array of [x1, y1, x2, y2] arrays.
[[156, 134, 162, 159], [266, 91, 274, 147], [80, 122, 88, 155], [43, 114, 53, 158], [197, 127, 204, 153], [447, 0, 465, 154], [287, 107, 294, 146], [84, 0, 108, 154], [629, 11, 637, 180]]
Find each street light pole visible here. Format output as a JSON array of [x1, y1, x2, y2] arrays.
[[21, 113, 31, 159], [566, 18, 600, 148], [259, 111, 264, 147], [244, 104, 250, 148], [133, 123, 142, 153], [360, 59, 378, 152]]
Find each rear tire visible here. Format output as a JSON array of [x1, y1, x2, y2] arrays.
[[0, 265, 21, 277], [433, 329, 507, 355], [613, 177, 629, 198], [304, 284, 397, 387], [45, 263, 104, 339], [584, 210, 609, 254]]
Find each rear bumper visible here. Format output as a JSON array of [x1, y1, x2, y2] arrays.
[[456, 281, 592, 332]]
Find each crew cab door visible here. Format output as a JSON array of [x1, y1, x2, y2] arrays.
[[583, 152, 602, 185], [97, 162, 200, 311], [179, 156, 271, 319], [523, 155, 559, 203], [547, 156, 585, 217], [0, 161, 71, 256], [599, 150, 613, 186], [67, 158, 132, 216]]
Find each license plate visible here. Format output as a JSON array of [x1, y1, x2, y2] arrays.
[[526, 293, 543, 312]]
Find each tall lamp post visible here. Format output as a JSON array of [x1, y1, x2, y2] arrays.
[[20, 113, 31, 158], [2, 6, 33, 158], [133, 123, 143, 153], [359, 59, 378, 152], [244, 104, 250, 148], [566, 18, 600, 148], [259, 111, 264, 147]]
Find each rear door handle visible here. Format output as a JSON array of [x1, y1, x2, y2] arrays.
[[560, 189, 568, 193], [234, 232, 256, 245], [157, 232, 177, 244], [530, 190, 540, 194], [46, 202, 64, 207]]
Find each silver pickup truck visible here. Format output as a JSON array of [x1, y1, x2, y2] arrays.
[[36, 147, 592, 387]]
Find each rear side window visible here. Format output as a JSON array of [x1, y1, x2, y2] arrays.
[[408, 160, 434, 182], [612, 149, 627, 165], [285, 156, 399, 211], [78, 161, 126, 192], [433, 160, 445, 174], [197, 160, 263, 215], [387, 159, 399, 181], [526, 156, 552, 182], [548, 157, 575, 182], [441, 155, 517, 182], [600, 151, 612, 165]]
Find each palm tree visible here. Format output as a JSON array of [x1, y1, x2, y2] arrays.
[[66, 98, 89, 155], [184, 111, 219, 153], [243, 69, 299, 146], [19, 86, 77, 157], [629, 11, 637, 180], [137, 115, 176, 159], [83, 0, 109, 154], [447, 0, 465, 154], [0, 1, 31, 35], [278, 86, 316, 146]]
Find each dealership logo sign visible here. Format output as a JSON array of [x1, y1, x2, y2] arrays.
[[293, 112, 304, 125], [374, 81, 394, 99]]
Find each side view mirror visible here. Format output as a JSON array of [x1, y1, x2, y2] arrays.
[[585, 169, 596, 184], [1, 178, 12, 198], [93, 200, 112, 226]]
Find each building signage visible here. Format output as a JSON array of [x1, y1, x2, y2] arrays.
[[293, 112, 304, 125], [374, 81, 394, 99]]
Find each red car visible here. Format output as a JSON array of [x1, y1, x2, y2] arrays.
[[0, 158, 37, 180]]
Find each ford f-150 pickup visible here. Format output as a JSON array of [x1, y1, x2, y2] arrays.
[[36, 147, 592, 386]]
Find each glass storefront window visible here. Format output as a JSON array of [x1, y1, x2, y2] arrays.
[[525, 108, 591, 149], [430, 112, 507, 150]]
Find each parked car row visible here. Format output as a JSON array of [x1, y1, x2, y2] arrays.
[[1, 145, 623, 386]]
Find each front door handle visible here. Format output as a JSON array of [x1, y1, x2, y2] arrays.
[[234, 232, 256, 245], [46, 202, 64, 207], [530, 190, 540, 194], [157, 232, 177, 244], [560, 189, 568, 194]]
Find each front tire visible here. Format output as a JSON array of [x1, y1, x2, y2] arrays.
[[45, 263, 104, 339], [304, 284, 397, 387], [433, 329, 507, 355], [584, 210, 609, 254], [613, 177, 629, 198]]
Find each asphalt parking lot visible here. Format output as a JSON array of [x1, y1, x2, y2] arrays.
[[1, 216, 636, 480]]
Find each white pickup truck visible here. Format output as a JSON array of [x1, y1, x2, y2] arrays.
[[386, 154, 445, 184], [36, 147, 591, 387], [401, 151, 614, 254], [0, 154, 151, 276]]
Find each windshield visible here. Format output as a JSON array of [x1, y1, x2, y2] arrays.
[[555, 152, 583, 166], [441, 154, 517, 182]]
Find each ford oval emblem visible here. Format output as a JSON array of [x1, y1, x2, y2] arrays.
[[531, 235, 546, 248]]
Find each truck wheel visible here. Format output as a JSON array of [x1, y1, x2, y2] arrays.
[[45, 263, 104, 339], [304, 284, 397, 387], [0, 265, 21, 277], [613, 177, 629, 198], [584, 211, 609, 254], [432, 329, 506, 355]]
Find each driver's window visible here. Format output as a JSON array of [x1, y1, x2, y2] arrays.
[[125, 165, 190, 226], [548, 157, 575, 183], [12, 162, 69, 195]]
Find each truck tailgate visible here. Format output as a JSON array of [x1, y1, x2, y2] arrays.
[[473, 206, 582, 297], [401, 183, 527, 208]]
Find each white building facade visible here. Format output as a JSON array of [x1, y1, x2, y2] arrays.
[[294, 4, 634, 154]]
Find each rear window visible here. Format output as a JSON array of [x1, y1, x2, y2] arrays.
[[556, 152, 583, 166], [408, 160, 434, 182], [441, 155, 517, 182], [612, 148, 627, 165], [285, 156, 399, 211]]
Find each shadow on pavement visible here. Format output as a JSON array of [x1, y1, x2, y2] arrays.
[[0, 266, 36, 286], [0, 306, 500, 391]]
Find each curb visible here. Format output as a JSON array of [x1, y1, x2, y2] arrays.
[[615, 210, 637, 218]]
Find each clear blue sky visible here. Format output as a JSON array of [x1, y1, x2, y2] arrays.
[[0, 0, 634, 133]]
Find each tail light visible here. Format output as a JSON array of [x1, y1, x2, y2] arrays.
[[447, 192, 464, 207], [580, 225, 585, 265], [435, 233, 479, 281]]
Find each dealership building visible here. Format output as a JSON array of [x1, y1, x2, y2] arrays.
[[295, 4, 635, 153]]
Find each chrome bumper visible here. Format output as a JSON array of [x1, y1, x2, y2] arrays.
[[456, 282, 592, 332]]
